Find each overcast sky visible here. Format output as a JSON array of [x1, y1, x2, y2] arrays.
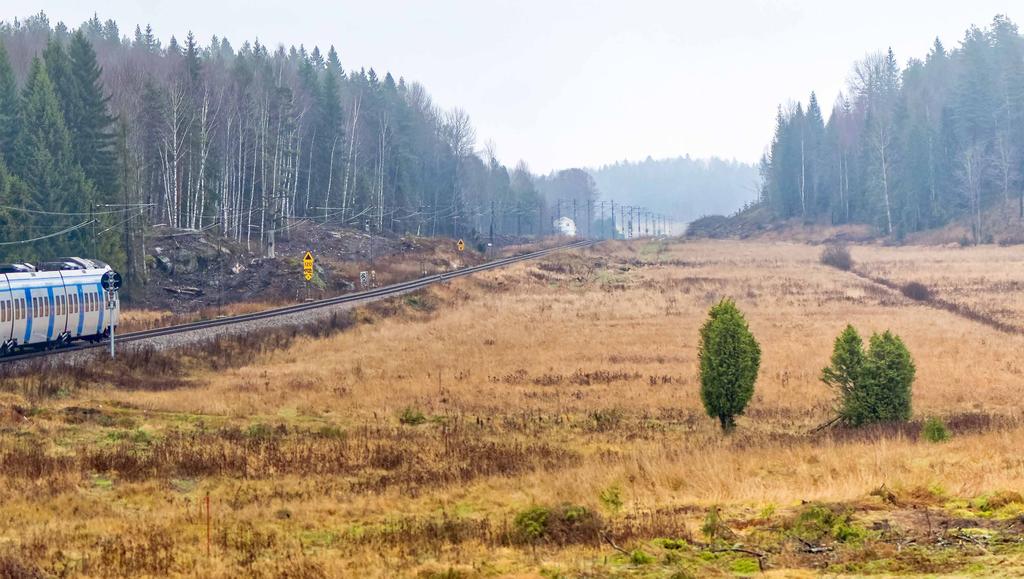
[[14, 0, 1023, 172]]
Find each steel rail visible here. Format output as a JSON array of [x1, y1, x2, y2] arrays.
[[0, 240, 594, 364]]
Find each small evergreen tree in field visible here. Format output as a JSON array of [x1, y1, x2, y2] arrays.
[[821, 325, 865, 423], [698, 299, 761, 431], [822, 326, 915, 426]]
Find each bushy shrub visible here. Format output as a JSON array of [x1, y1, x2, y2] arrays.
[[922, 417, 950, 443], [599, 485, 624, 513], [790, 504, 867, 544], [820, 244, 853, 271], [629, 549, 655, 565], [698, 299, 761, 431], [398, 407, 427, 426], [822, 326, 915, 426], [701, 506, 732, 542], [512, 504, 603, 546], [901, 281, 932, 301]]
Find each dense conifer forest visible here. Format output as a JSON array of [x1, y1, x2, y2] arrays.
[[760, 15, 1024, 242], [0, 12, 551, 280]]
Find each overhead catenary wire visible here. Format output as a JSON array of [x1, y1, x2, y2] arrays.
[[0, 204, 150, 217], [0, 219, 95, 246]]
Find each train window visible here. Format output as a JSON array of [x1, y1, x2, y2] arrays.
[[1, 301, 5, 322]]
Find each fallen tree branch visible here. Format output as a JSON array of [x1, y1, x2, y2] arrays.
[[810, 415, 841, 434], [710, 546, 767, 572], [790, 534, 832, 554], [600, 532, 630, 556]]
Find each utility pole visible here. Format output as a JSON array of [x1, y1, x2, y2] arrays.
[[365, 218, 374, 268], [610, 200, 615, 239], [586, 199, 592, 238], [600, 201, 605, 239]]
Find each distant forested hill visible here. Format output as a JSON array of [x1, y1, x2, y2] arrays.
[[759, 14, 1024, 243], [588, 156, 760, 223]]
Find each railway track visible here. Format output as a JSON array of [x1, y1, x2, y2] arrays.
[[0, 239, 595, 365]]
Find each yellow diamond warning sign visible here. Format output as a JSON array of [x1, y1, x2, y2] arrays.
[[303, 251, 314, 281]]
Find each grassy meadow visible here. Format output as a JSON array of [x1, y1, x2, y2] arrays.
[[2, 238, 1024, 577]]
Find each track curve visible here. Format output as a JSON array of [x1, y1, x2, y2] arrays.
[[0, 239, 595, 365]]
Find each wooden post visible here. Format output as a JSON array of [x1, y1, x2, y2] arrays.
[[205, 493, 211, 557]]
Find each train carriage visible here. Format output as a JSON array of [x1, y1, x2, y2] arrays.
[[0, 258, 119, 355]]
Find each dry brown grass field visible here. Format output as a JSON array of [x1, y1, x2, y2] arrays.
[[3, 238, 1024, 577]]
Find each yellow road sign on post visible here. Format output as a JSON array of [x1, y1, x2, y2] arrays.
[[457, 239, 465, 252], [303, 251, 314, 281]]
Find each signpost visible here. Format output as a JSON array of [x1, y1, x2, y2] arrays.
[[101, 270, 122, 359], [359, 271, 369, 289], [303, 251, 314, 281], [457, 239, 465, 252]]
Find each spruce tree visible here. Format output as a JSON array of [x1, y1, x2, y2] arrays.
[[12, 57, 97, 259], [698, 299, 761, 432], [42, 38, 77, 128], [0, 40, 17, 165], [68, 31, 117, 196], [0, 159, 35, 262]]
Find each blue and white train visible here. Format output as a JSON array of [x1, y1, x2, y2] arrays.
[[0, 257, 120, 355]]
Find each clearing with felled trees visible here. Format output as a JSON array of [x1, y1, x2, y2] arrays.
[[3, 238, 1024, 577]]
